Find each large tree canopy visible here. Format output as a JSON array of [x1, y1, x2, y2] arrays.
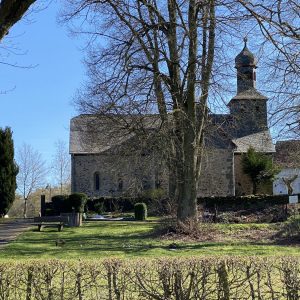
[[0, 0, 36, 41], [62, 0, 300, 222]]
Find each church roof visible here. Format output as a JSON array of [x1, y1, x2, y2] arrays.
[[69, 114, 161, 154], [235, 37, 257, 68], [231, 88, 268, 101], [70, 113, 274, 155], [227, 88, 268, 107], [232, 130, 275, 153]]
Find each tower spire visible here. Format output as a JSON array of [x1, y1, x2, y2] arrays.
[[235, 38, 257, 93], [243, 36, 248, 48]]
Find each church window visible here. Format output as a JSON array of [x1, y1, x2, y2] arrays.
[[244, 70, 253, 80], [142, 177, 151, 190], [94, 172, 100, 191], [155, 171, 161, 189], [118, 178, 123, 191], [240, 103, 246, 113]]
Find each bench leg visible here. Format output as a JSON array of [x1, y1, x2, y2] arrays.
[[38, 224, 43, 232], [58, 224, 63, 232]]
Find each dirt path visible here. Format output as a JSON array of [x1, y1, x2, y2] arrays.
[[0, 219, 32, 248]]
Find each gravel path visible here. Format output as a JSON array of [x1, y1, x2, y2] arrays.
[[0, 219, 32, 248]]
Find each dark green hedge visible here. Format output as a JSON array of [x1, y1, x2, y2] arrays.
[[46, 193, 88, 216], [198, 194, 292, 211], [51, 195, 69, 215], [69, 193, 88, 213], [134, 203, 147, 220], [85, 197, 136, 213]]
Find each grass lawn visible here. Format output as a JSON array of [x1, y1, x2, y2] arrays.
[[0, 220, 299, 260]]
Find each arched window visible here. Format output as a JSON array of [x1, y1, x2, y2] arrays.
[[118, 178, 123, 192], [94, 172, 100, 191]]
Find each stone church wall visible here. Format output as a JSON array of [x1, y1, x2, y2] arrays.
[[198, 149, 235, 197], [71, 153, 167, 197]]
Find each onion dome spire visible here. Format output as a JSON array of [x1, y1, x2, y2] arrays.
[[235, 37, 257, 68]]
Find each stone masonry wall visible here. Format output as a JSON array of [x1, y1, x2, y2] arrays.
[[198, 149, 235, 197], [71, 153, 168, 197]]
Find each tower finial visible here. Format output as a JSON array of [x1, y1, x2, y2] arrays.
[[243, 36, 248, 48]]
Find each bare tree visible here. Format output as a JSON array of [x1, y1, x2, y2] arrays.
[[0, 0, 37, 41], [237, 1, 300, 139], [62, 0, 300, 223], [51, 140, 71, 194], [16, 143, 47, 218]]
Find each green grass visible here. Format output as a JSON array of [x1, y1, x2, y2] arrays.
[[0, 220, 299, 260]]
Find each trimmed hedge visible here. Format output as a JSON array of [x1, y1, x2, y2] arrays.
[[69, 193, 88, 213], [134, 202, 147, 220], [85, 197, 136, 213], [51, 195, 69, 215], [198, 194, 290, 209], [46, 193, 88, 215], [85, 196, 171, 215], [0, 258, 299, 299]]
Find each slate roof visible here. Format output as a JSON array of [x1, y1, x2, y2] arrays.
[[69, 114, 161, 154], [232, 130, 275, 153], [235, 42, 257, 67], [204, 114, 235, 149], [228, 88, 268, 106], [274, 140, 300, 168], [70, 113, 274, 155]]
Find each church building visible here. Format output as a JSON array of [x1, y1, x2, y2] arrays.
[[69, 40, 275, 198]]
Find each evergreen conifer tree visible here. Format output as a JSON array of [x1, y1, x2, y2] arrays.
[[0, 127, 18, 216]]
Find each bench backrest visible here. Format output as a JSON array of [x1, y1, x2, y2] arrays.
[[34, 216, 69, 223]]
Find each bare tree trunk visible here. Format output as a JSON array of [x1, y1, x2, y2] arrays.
[[23, 197, 27, 218], [177, 0, 216, 222]]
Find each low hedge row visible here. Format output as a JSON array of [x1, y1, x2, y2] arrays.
[[0, 257, 299, 299], [198, 194, 292, 210], [85, 197, 137, 213], [46, 193, 87, 215]]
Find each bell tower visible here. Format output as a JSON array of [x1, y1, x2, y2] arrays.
[[236, 37, 257, 93], [228, 38, 268, 138]]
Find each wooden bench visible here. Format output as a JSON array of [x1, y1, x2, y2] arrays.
[[33, 216, 69, 232]]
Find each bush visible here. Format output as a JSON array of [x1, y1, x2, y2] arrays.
[[69, 193, 87, 213], [85, 197, 136, 213], [0, 258, 299, 299], [134, 202, 147, 220], [51, 195, 70, 214], [198, 194, 289, 209], [198, 194, 294, 223], [94, 201, 105, 214], [279, 215, 300, 238]]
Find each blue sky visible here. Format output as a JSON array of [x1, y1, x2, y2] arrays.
[[0, 1, 84, 166]]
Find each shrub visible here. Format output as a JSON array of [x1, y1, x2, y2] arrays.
[[51, 195, 70, 214], [198, 194, 289, 209], [279, 215, 300, 238], [242, 147, 279, 194], [85, 197, 136, 213], [0, 258, 299, 299], [134, 202, 147, 220], [198, 194, 294, 223], [69, 193, 87, 213], [94, 201, 105, 214]]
